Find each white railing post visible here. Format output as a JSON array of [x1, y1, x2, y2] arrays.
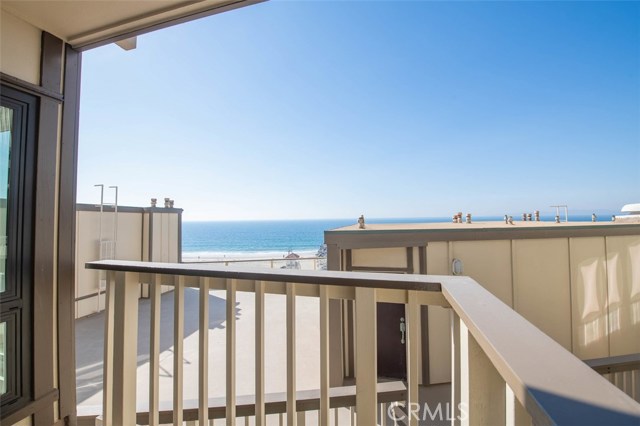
[[102, 271, 115, 426], [286, 283, 297, 426], [355, 287, 377, 425], [227, 279, 237, 425], [255, 280, 266, 426], [199, 277, 210, 424], [505, 384, 532, 426], [468, 331, 506, 425], [320, 285, 330, 425], [451, 311, 462, 426], [109, 271, 139, 426], [174, 276, 185, 426], [406, 291, 420, 426], [149, 274, 161, 426]]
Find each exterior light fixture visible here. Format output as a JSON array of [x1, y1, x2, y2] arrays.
[[452, 258, 463, 276]]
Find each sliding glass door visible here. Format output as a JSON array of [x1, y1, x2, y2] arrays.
[[0, 86, 36, 414]]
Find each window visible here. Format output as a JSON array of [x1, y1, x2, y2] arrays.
[[0, 86, 36, 415]]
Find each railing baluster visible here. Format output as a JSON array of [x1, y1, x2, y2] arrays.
[[320, 286, 330, 425], [256, 280, 266, 426], [355, 287, 377, 425], [174, 275, 185, 426], [102, 271, 115, 426], [111, 271, 140, 425], [451, 311, 463, 426], [287, 283, 297, 426], [469, 331, 506, 424], [407, 291, 420, 426], [227, 279, 237, 425], [459, 318, 470, 426], [149, 274, 161, 426], [505, 383, 532, 426], [199, 277, 210, 424]]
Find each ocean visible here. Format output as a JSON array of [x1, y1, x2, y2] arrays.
[[181, 215, 601, 261]]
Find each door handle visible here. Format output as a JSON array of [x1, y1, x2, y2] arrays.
[[400, 317, 406, 344]]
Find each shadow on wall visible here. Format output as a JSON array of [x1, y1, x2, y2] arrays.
[[75, 288, 238, 404]]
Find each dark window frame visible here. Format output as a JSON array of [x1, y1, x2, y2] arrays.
[[0, 85, 37, 416]]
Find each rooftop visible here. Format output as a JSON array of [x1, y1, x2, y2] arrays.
[[328, 220, 640, 233]]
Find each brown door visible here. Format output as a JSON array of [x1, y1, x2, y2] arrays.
[[376, 302, 407, 379]]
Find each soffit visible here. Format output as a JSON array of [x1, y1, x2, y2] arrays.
[[2, 0, 263, 50]]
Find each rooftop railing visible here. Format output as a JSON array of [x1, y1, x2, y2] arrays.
[[85, 260, 640, 425]]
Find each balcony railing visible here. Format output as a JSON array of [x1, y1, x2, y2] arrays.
[[85, 260, 640, 425]]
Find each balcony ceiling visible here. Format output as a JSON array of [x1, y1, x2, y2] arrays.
[[2, 0, 263, 50]]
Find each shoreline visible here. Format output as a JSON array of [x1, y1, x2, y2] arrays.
[[181, 249, 320, 263]]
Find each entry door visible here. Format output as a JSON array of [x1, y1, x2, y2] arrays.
[[377, 302, 406, 379]]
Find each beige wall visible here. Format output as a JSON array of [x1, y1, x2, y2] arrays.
[[451, 240, 513, 306], [75, 210, 144, 317], [512, 238, 573, 350], [0, 10, 41, 85], [346, 234, 640, 385], [75, 209, 180, 318], [351, 247, 407, 268], [606, 235, 640, 356], [569, 237, 609, 359], [150, 212, 180, 263]]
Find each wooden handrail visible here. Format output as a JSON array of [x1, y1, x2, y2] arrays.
[[442, 277, 640, 425], [86, 259, 445, 291]]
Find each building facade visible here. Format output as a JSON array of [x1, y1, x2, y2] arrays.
[[325, 220, 640, 387]]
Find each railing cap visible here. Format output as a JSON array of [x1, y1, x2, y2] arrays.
[[86, 259, 447, 291]]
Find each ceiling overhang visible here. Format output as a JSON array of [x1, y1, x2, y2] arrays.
[[2, 0, 265, 51]]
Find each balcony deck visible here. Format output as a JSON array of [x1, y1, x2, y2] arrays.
[[83, 260, 640, 425]]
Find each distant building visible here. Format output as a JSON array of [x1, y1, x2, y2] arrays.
[[75, 203, 182, 318]]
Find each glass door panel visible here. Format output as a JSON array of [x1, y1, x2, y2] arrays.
[[0, 106, 10, 295]]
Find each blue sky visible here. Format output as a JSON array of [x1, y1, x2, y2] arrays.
[[77, 0, 640, 221]]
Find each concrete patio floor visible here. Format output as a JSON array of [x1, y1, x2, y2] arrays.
[[76, 288, 322, 421]]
